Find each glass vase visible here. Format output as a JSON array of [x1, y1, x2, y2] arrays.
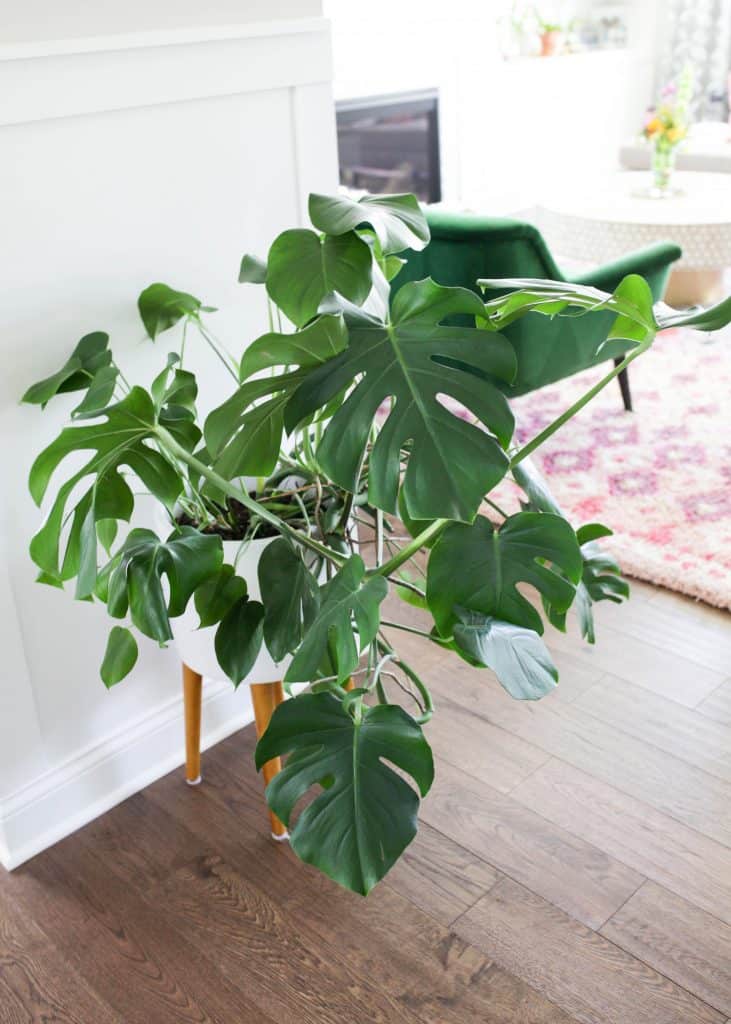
[[651, 141, 678, 197]]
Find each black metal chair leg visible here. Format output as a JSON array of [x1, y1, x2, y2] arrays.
[[614, 357, 633, 412]]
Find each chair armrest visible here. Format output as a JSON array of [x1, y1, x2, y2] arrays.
[[566, 241, 683, 294]]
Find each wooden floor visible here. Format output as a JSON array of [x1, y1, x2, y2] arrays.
[[1, 580, 730, 1023]]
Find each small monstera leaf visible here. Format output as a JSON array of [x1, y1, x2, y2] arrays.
[[204, 314, 347, 479], [100, 626, 139, 688], [309, 192, 430, 254], [138, 283, 204, 340], [285, 280, 517, 522], [255, 692, 434, 894], [427, 511, 582, 636], [452, 608, 558, 700], [512, 460, 629, 643], [266, 228, 372, 328], [22, 332, 114, 412], [151, 353, 201, 452], [107, 527, 222, 642], [284, 555, 388, 687], [215, 596, 265, 686], [545, 524, 630, 644], [258, 539, 320, 662], [28, 388, 183, 595]]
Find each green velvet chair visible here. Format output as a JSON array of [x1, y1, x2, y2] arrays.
[[394, 209, 683, 409]]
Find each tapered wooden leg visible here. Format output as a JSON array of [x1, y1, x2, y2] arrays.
[[250, 681, 288, 841], [182, 663, 203, 785]]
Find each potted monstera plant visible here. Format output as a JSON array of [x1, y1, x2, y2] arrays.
[[23, 191, 729, 895]]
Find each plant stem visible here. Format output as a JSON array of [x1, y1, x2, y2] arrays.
[[510, 340, 652, 468], [155, 426, 346, 566], [372, 518, 448, 577], [380, 619, 433, 640], [193, 318, 240, 382]]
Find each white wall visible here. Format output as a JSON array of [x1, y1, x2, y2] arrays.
[[326, 0, 657, 208], [3, 0, 322, 45], [0, 7, 338, 868]]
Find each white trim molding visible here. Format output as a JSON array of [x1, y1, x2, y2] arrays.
[[0, 682, 254, 870], [0, 17, 332, 126]]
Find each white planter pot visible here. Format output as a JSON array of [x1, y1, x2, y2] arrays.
[[155, 509, 291, 685]]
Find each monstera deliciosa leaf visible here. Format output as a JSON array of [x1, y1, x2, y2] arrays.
[[138, 283, 205, 340], [107, 527, 222, 642], [258, 539, 320, 662], [284, 555, 387, 687], [255, 692, 434, 894], [427, 511, 582, 636], [28, 388, 183, 595], [309, 192, 430, 254], [512, 460, 629, 643], [285, 280, 517, 522], [204, 314, 347, 479], [452, 608, 558, 700], [266, 229, 372, 328]]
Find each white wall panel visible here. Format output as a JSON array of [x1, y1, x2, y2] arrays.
[[0, 11, 337, 868]]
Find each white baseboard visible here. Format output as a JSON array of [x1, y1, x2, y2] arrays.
[[0, 681, 254, 871]]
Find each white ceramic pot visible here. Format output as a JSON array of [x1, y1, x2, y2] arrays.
[[155, 508, 291, 685]]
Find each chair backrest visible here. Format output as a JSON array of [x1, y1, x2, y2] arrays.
[[394, 209, 564, 294], [393, 207, 622, 396]]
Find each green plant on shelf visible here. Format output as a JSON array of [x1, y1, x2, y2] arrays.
[[22, 191, 731, 895]]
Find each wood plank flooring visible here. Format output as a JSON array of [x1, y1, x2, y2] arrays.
[[1, 579, 730, 1023]]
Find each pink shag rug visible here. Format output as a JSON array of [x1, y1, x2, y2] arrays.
[[496, 327, 731, 609]]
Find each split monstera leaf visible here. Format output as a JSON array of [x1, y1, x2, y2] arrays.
[[23, 188, 731, 895]]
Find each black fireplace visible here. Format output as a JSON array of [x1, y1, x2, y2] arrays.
[[335, 89, 441, 203]]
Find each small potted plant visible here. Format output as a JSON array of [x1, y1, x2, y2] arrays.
[[23, 191, 729, 895], [642, 64, 694, 196], [537, 16, 563, 56]]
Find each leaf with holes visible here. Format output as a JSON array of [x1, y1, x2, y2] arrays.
[[266, 229, 372, 328], [28, 388, 183, 594], [204, 315, 347, 478], [255, 692, 433, 894], [309, 192, 430, 254], [427, 511, 582, 636], [285, 279, 516, 521], [22, 332, 113, 409], [107, 527, 222, 642]]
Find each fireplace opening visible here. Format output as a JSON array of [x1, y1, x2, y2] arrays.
[[335, 89, 441, 203]]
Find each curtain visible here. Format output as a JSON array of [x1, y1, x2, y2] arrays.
[[658, 0, 731, 120]]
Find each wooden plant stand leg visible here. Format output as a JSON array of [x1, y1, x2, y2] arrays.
[[250, 681, 288, 841], [182, 663, 203, 785]]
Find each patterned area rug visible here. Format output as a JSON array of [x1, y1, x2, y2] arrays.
[[495, 327, 731, 609]]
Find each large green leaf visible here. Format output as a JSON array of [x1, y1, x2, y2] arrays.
[[452, 609, 558, 700], [255, 692, 434, 894], [22, 332, 112, 408], [28, 388, 183, 593], [258, 539, 320, 662], [107, 527, 222, 642], [266, 229, 372, 328], [138, 283, 203, 340], [427, 511, 582, 636], [204, 315, 347, 479], [284, 555, 388, 687], [285, 280, 517, 522], [309, 192, 430, 254]]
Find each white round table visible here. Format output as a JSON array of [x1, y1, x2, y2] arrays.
[[537, 171, 731, 305]]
